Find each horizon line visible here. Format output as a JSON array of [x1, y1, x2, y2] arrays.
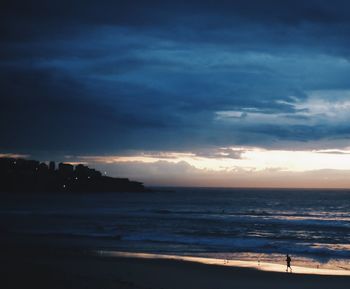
[[147, 185, 350, 191]]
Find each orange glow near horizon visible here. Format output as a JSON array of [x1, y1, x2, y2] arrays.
[[76, 147, 350, 188], [4, 149, 350, 188], [79, 147, 350, 172]]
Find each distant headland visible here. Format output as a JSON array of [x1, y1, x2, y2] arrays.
[[0, 157, 147, 193]]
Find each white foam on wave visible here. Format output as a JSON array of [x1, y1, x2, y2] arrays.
[[121, 233, 350, 258], [122, 233, 269, 248]]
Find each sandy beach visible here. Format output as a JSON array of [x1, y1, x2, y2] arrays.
[[98, 251, 350, 276], [3, 246, 350, 289]]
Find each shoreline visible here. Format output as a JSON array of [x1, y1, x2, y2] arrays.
[[2, 246, 350, 289], [97, 251, 350, 276]]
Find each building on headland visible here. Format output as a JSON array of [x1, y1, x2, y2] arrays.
[[58, 162, 74, 175], [0, 157, 146, 193], [49, 161, 55, 172], [15, 159, 40, 172], [38, 162, 49, 172], [75, 164, 102, 178]]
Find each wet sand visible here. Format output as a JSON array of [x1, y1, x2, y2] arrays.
[[99, 251, 350, 276]]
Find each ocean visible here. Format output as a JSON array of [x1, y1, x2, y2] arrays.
[[1, 188, 349, 269]]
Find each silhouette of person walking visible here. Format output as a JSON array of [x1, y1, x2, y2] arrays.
[[286, 254, 292, 273]]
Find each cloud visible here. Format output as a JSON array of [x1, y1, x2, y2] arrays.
[[214, 89, 350, 143], [1, 0, 350, 160], [0, 153, 29, 158], [76, 146, 350, 175], [88, 159, 350, 188]]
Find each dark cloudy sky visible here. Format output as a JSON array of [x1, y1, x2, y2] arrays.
[[2, 1, 350, 187]]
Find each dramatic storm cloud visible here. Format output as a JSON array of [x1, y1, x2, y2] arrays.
[[1, 1, 350, 186]]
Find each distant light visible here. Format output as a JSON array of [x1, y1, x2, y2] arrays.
[[13, 161, 16, 165], [63, 184, 66, 188], [88, 176, 91, 179], [104, 171, 107, 175], [75, 177, 78, 180]]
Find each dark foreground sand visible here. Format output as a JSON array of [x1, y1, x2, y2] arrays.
[[2, 247, 350, 289]]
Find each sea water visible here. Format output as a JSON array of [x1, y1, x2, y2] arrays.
[[1, 188, 349, 269]]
